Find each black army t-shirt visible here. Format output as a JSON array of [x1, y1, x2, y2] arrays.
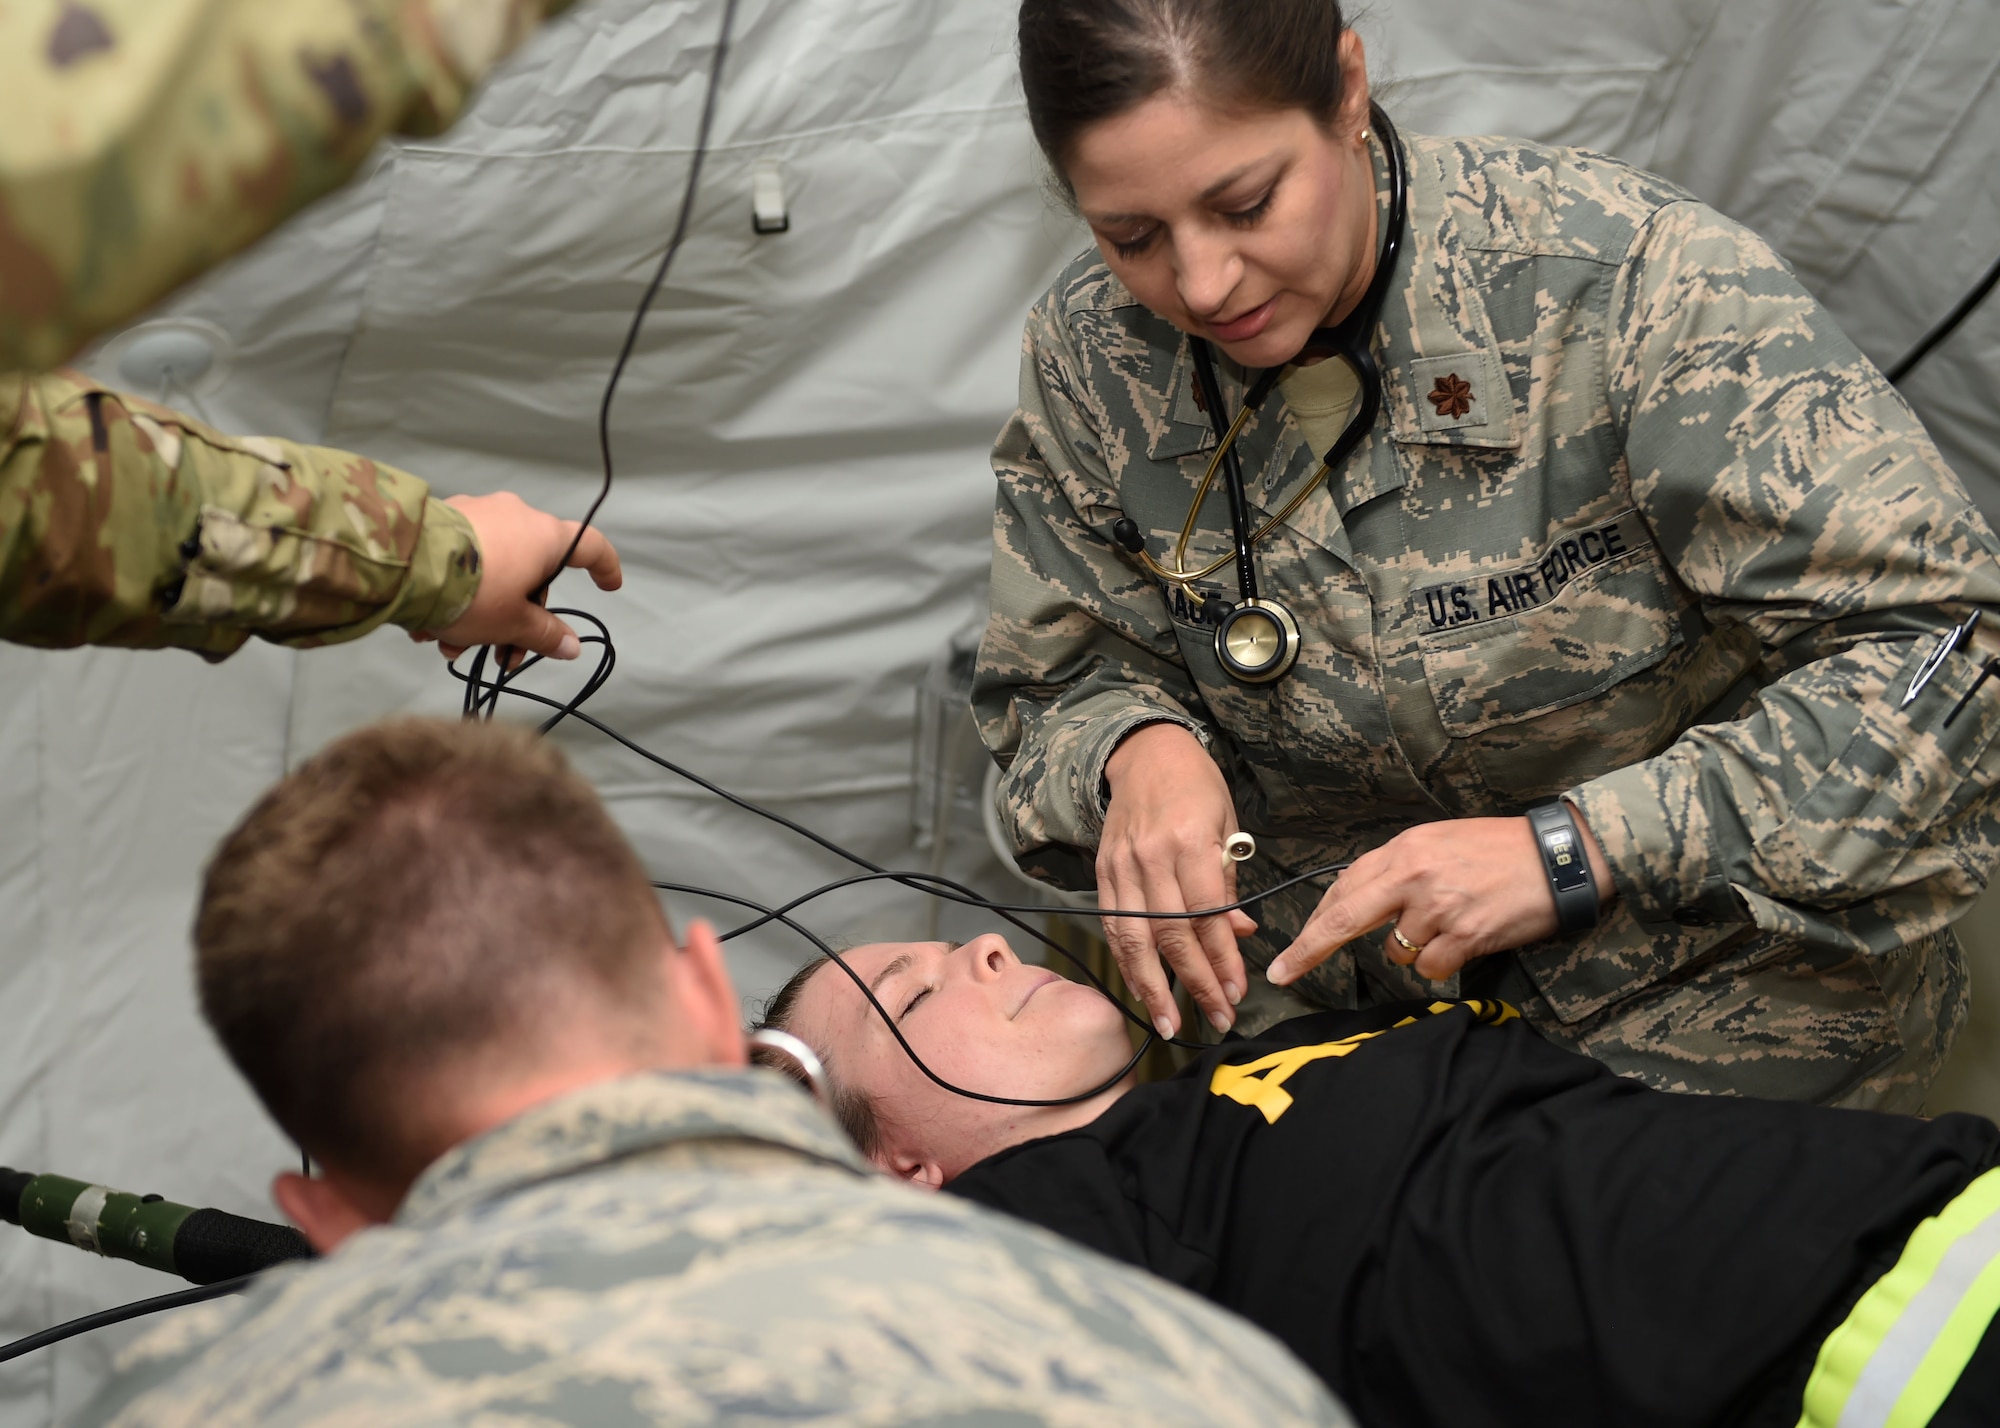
[[947, 1002, 2000, 1428]]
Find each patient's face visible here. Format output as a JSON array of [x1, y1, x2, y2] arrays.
[[789, 935, 1136, 1182]]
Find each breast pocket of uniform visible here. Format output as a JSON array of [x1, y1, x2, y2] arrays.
[[1416, 511, 1694, 802], [1164, 581, 1278, 746], [1178, 621, 1322, 824]]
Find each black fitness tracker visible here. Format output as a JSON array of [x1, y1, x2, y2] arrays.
[[1527, 802, 1599, 935]]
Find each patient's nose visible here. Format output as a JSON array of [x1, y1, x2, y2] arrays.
[[961, 933, 1013, 981]]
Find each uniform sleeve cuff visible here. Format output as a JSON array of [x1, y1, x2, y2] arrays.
[[1081, 711, 1213, 836], [384, 498, 482, 633], [1567, 769, 1744, 930]]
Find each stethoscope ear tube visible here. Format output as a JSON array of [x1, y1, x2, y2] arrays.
[[1189, 336, 1263, 606]]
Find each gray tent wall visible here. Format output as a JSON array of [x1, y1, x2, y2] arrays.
[[2, 0, 1994, 1420]]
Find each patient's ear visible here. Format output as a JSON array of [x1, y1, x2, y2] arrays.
[[273, 1171, 385, 1254], [877, 1150, 946, 1193]]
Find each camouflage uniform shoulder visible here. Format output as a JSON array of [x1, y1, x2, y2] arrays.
[[1045, 245, 1140, 315], [1029, 245, 1182, 348], [399, 1067, 870, 1224], [1017, 245, 1194, 490], [80, 1069, 1352, 1426], [1410, 130, 1704, 265]]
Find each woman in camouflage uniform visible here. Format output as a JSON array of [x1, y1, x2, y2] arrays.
[[974, 0, 2000, 1109]]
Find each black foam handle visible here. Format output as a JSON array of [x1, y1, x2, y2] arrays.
[[0, 1168, 29, 1226], [172, 1208, 313, 1285]]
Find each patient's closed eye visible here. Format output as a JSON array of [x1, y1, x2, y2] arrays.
[[900, 986, 933, 1019]]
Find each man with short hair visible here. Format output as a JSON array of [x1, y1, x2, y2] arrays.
[[758, 936, 2000, 1428], [76, 718, 1351, 1428]]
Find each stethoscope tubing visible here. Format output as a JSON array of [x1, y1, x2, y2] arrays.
[[1133, 103, 1409, 611]]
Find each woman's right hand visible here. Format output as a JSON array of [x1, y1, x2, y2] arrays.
[[1098, 722, 1257, 1039]]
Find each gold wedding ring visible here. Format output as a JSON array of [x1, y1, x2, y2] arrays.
[[1390, 926, 1425, 956], [1223, 831, 1257, 863]]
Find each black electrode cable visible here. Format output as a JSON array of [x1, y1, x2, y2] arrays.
[[420, 0, 1351, 1131], [464, 0, 739, 725], [657, 882, 1161, 1106], [1887, 248, 2000, 385], [0, 1276, 254, 1366], [456, 669, 1346, 955], [667, 874, 1198, 1055], [715, 862, 1347, 938]]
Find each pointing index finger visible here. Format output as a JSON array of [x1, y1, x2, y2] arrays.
[[1267, 863, 1401, 986]]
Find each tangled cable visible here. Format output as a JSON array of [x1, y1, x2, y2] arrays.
[[469, 626, 1350, 1107]]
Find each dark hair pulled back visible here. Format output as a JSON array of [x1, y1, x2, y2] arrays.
[[1018, 0, 1350, 182]]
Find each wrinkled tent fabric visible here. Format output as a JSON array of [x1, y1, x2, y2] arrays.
[[1, 0, 1995, 1420]]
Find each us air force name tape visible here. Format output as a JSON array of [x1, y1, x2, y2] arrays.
[[1414, 510, 1652, 631], [1163, 581, 1231, 627], [0, 1167, 312, 1284]]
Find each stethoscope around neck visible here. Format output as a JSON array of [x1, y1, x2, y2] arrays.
[[1111, 102, 1410, 686]]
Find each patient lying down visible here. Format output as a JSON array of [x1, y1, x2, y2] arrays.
[[755, 936, 2000, 1428]]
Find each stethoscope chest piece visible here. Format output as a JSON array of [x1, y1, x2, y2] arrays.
[[1215, 598, 1301, 684]]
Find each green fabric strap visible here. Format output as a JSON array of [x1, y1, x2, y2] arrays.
[[1797, 1165, 2000, 1428]]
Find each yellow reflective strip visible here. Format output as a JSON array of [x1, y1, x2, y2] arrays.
[[1882, 1233, 2000, 1428], [1797, 1167, 2000, 1428]]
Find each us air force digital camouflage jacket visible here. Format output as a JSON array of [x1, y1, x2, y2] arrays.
[[1, 370, 480, 656], [2, 0, 569, 371], [76, 1070, 1352, 1427], [974, 131, 2000, 1111]]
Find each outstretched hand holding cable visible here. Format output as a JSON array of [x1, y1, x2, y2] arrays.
[[454, 0, 730, 718], [413, 493, 625, 665]]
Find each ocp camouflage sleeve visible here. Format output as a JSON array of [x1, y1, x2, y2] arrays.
[[1566, 199, 2000, 979], [0, 370, 480, 656], [978, 298, 1219, 885], [0, 0, 570, 370]]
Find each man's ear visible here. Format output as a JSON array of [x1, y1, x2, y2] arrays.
[[874, 1149, 946, 1193], [670, 919, 746, 1067], [272, 1171, 384, 1255]]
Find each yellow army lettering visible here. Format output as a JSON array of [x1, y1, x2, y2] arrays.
[[1209, 1001, 1518, 1124]]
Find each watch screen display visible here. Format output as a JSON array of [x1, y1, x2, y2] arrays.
[[1544, 828, 1592, 893]]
